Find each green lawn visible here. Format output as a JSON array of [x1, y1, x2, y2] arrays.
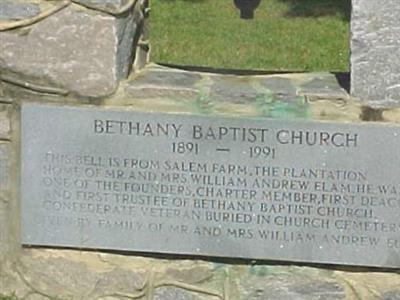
[[0, 296, 18, 300], [150, 0, 350, 72]]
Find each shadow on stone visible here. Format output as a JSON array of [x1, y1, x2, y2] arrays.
[[360, 106, 384, 122], [22, 245, 400, 274], [333, 72, 350, 94], [158, 63, 304, 75]]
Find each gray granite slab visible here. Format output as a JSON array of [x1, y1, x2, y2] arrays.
[[0, 1, 40, 20], [21, 103, 400, 268], [351, 0, 400, 107]]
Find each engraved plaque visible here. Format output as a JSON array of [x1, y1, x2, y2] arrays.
[[21, 103, 400, 268]]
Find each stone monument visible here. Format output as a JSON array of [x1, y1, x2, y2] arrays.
[[0, 0, 400, 299], [351, 0, 400, 107]]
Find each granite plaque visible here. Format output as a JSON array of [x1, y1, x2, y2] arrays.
[[21, 103, 400, 268]]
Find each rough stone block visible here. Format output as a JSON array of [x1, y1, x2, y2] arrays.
[[0, 196, 9, 258], [239, 267, 346, 300], [0, 142, 10, 259], [0, 104, 11, 139], [351, 0, 400, 107], [73, 0, 130, 12], [383, 291, 400, 300], [0, 142, 10, 190], [18, 251, 147, 299], [126, 68, 201, 100], [0, 4, 141, 98], [154, 287, 200, 300]]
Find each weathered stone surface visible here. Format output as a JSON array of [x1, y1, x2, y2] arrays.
[[0, 197, 10, 259], [133, 70, 202, 87], [299, 73, 349, 100], [0, 79, 86, 104], [0, 249, 150, 299], [238, 267, 346, 300], [0, 1, 40, 20], [259, 77, 298, 101], [119, 64, 364, 120], [0, 141, 10, 260], [132, 13, 150, 72], [0, 142, 10, 190], [154, 287, 200, 300], [210, 76, 262, 103], [165, 266, 213, 284], [351, 0, 400, 107], [0, 5, 139, 98], [0, 249, 225, 300], [383, 108, 400, 124], [0, 104, 11, 139], [0, 81, 13, 103], [3, 252, 400, 300], [129, 68, 347, 108], [126, 69, 201, 99], [73, 0, 129, 12], [383, 291, 400, 300]]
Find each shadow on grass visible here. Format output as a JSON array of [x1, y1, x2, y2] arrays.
[[279, 0, 351, 21], [160, 0, 351, 20]]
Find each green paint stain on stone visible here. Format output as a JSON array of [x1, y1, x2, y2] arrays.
[[188, 90, 215, 115], [255, 91, 309, 119], [248, 265, 286, 277]]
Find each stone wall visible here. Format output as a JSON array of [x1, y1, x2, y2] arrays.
[[0, 102, 12, 263], [351, 0, 400, 107], [0, 0, 149, 99], [0, 1, 400, 299]]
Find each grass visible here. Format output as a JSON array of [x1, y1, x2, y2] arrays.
[[150, 0, 350, 72], [0, 296, 19, 300]]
